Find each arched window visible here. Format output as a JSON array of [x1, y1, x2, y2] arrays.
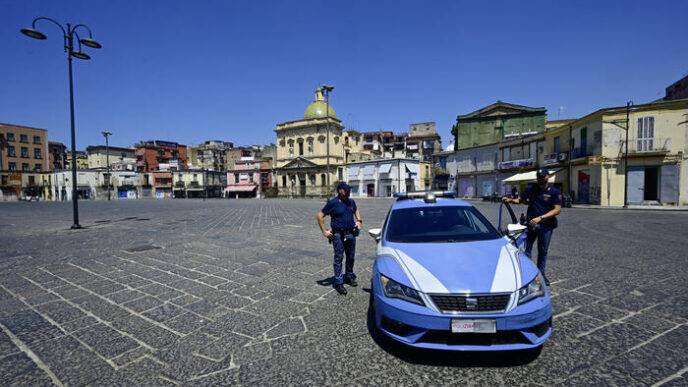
[[307, 137, 314, 154], [321, 174, 326, 186]]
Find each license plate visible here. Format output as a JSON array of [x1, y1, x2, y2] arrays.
[[451, 319, 496, 333]]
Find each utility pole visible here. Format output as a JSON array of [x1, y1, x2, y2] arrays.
[[102, 130, 112, 200], [603, 101, 633, 207], [623, 101, 632, 208]]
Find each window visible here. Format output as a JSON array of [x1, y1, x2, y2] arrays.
[[20, 134, 28, 143], [33, 136, 41, 144], [7, 145, 15, 157], [282, 175, 287, 187], [234, 173, 239, 182], [637, 116, 655, 151], [34, 164, 42, 171], [22, 163, 29, 172], [321, 174, 326, 186], [8, 162, 16, 171], [309, 174, 316, 185], [554, 137, 561, 154], [249, 172, 254, 181], [7, 132, 15, 142], [385, 206, 500, 243], [298, 141, 304, 156], [34, 148, 42, 159], [21, 147, 29, 158]]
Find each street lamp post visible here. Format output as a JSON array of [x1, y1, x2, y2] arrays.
[[102, 130, 112, 200], [21, 17, 102, 229], [322, 85, 334, 191]]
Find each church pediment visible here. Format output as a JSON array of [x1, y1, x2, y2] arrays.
[[280, 157, 319, 169], [459, 101, 546, 119]]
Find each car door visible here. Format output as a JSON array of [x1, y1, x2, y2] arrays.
[[498, 202, 527, 248]]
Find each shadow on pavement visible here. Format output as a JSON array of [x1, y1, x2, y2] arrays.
[[316, 277, 335, 286], [366, 293, 542, 367]]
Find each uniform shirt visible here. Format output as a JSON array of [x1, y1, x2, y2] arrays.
[[520, 184, 562, 229], [321, 196, 357, 230]]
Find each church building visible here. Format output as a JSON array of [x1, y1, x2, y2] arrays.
[[274, 87, 345, 197]]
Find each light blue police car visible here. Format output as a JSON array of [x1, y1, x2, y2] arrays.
[[368, 191, 552, 352]]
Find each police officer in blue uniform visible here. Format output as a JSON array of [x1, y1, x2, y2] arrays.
[[316, 182, 363, 295], [503, 169, 561, 285]]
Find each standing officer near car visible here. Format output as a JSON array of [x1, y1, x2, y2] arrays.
[[316, 182, 363, 295], [503, 169, 561, 285]]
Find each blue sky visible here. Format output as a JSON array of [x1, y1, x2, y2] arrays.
[[1, 0, 686, 149]]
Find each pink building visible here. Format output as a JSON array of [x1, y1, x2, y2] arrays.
[[226, 159, 273, 198]]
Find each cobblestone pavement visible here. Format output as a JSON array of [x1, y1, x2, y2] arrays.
[[1, 199, 687, 386]]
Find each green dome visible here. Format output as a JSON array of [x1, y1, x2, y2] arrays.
[[304, 100, 337, 119]]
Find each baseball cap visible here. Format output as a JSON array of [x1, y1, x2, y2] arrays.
[[536, 169, 549, 179], [336, 182, 351, 192]]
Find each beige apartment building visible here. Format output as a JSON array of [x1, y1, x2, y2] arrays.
[[544, 99, 688, 206], [86, 145, 136, 170]]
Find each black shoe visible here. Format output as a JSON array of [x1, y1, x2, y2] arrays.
[[334, 284, 347, 295], [344, 277, 358, 287]]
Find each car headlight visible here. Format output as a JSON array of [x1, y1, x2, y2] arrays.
[[380, 274, 424, 306], [517, 274, 546, 305]]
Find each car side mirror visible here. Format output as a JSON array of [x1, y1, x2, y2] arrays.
[[506, 223, 527, 239], [368, 228, 382, 242]]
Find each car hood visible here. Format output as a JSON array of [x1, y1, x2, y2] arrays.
[[380, 238, 522, 294]]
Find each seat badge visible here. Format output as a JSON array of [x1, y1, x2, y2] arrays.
[[466, 297, 478, 310]]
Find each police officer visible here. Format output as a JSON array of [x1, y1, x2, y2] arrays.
[[503, 169, 561, 285], [316, 182, 362, 295]]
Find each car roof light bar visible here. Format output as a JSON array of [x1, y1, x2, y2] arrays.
[[393, 191, 456, 201]]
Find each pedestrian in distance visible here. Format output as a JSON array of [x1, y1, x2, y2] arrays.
[[502, 169, 561, 285], [316, 182, 363, 295]]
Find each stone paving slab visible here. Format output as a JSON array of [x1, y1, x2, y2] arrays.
[[1, 198, 687, 385]]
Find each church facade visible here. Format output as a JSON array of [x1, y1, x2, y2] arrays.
[[274, 87, 346, 197]]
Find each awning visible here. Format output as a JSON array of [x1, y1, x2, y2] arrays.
[[502, 169, 559, 183], [405, 163, 419, 174], [225, 185, 257, 192], [378, 163, 392, 174], [348, 166, 359, 177], [362, 165, 375, 177]]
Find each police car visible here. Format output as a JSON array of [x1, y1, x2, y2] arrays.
[[368, 191, 552, 352]]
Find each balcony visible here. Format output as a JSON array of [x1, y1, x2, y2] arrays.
[[570, 147, 592, 160], [627, 137, 671, 154]]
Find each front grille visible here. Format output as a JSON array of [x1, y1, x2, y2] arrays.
[[419, 330, 529, 346], [430, 294, 511, 313]]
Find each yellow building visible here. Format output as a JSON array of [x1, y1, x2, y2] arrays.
[[543, 99, 688, 206], [274, 87, 345, 197]]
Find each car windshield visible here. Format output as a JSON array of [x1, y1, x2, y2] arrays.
[[385, 205, 501, 243]]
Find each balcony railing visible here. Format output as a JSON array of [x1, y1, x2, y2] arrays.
[[570, 147, 592, 159], [627, 137, 671, 153]]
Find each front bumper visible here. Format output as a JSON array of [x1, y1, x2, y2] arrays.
[[374, 290, 552, 351]]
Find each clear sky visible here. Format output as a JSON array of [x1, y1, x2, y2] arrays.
[[1, 0, 686, 150]]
